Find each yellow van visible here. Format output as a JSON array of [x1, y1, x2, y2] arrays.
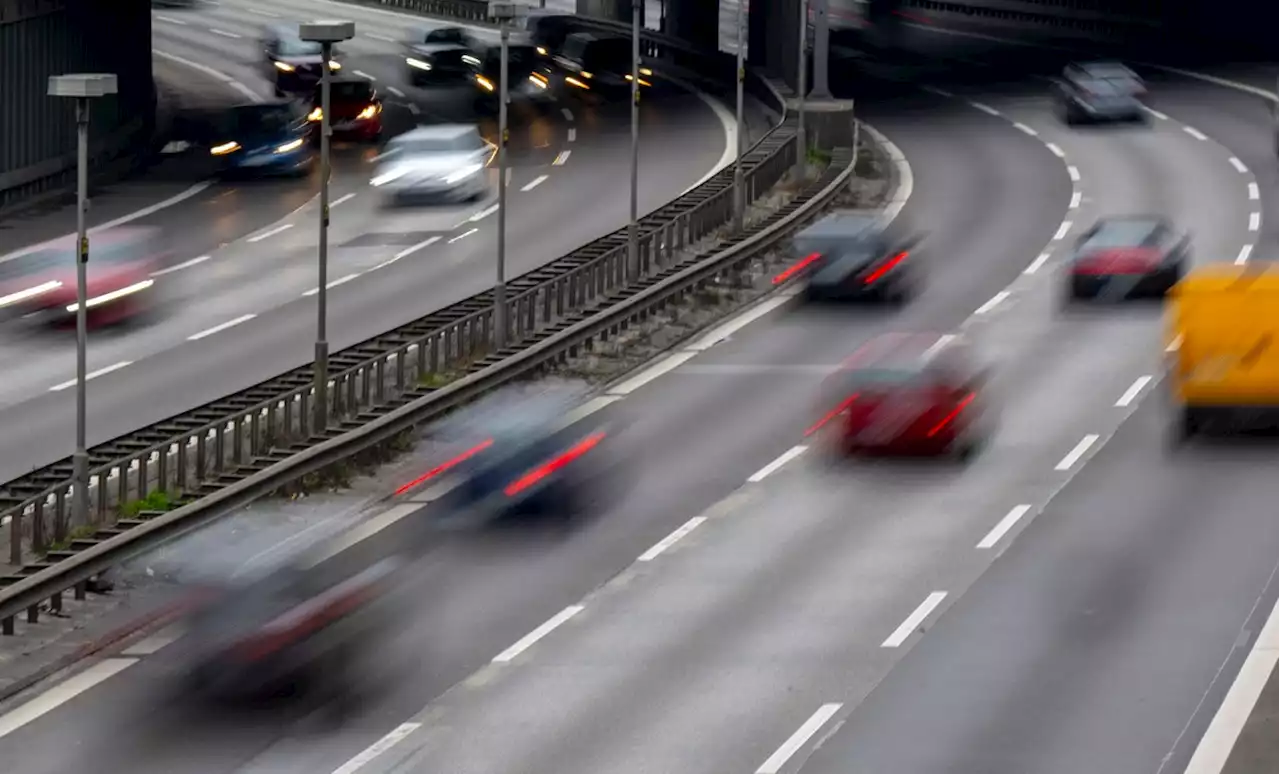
[[1165, 262, 1278, 440]]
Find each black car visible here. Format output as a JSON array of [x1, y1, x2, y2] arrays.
[[470, 34, 553, 113], [1064, 215, 1189, 302], [551, 32, 649, 98], [262, 24, 343, 97], [403, 25, 483, 86], [1056, 61, 1146, 125], [787, 212, 923, 304]]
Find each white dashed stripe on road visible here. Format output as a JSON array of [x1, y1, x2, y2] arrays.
[[188, 314, 256, 341], [969, 101, 1000, 116], [1045, 142, 1065, 157], [1248, 182, 1259, 200], [977, 505, 1033, 549], [302, 274, 359, 297], [492, 606, 583, 663], [1115, 375, 1153, 407], [1067, 165, 1080, 182], [521, 174, 548, 192], [1236, 244, 1253, 264], [1249, 212, 1261, 231], [1055, 434, 1100, 471], [882, 592, 948, 648], [50, 361, 132, 392], [247, 223, 293, 242], [756, 703, 844, 774], [747, 445, 807, 482], [1229, 156, 1249, 173], [1053, 221, 1073, 240], [1012, 121, 1037, 136], [1182, 126, 1208, 141]]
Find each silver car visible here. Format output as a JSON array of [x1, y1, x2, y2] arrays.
[[1056, 62, 1147, 125], [371, 125, 492, 203]]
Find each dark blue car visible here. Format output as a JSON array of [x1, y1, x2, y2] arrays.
[[209, 101, 315, 178]]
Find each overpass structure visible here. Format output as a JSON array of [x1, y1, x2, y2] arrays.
[[0, 0, 1272, 215]]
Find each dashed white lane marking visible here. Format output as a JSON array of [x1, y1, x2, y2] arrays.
[[561, 107, 574, 121], [152, 254, 211, 276], [492, 605, 584, 663], [247, 223, 293, 242], [1142, 106, 1169, 121], [0, 658, 138, 738], [882, 591, 948, 648], [331, 192, 356, 207], [331, 723, 423, 774], [1248, 182, 1260, 200], [921, 85, 954, 97], [567, 127, 576, 142], [1249, 212, 1261, 231], [1069, 190, 1082, 209], [747, 445, 808, 483], [447, 228, 478, 244], [922, 333, 957, 360], [1067, 165, 1080, 182], [975, 290, 1010, 315], [1045, 142, 1065, 158], [1053, 221, 1073, 240], [354, 70, 377, 81], [1012, 121, 1038, 136], [1055, 434, 1100, 471], [50, 361, 132, 392], [248, 7, 279, 17], [1167, 334, 1184, 353], [1236, 244, 1253, 264], [756, 703, 844, 774], [1182, 126, 1208, 141], [367, 32, 395, 42], [210, 28, 241, 39], [521, 174, 548, 192], [1115, 375, 1153, 407], [553, 150, 571, 165], [637, 516, 707, 562], [977, 505, 1033, 549], [969, 101, 1000, 116], [1229, 156, 1249, 173], [301, 273, 359, 297], [393, 236, 440, 261], [188, 313, 256, 341], [153, 14, 186, 24], [469, 204, 499, 221], [1024, 251, 1051, 275], [387, 86, 405, 97]]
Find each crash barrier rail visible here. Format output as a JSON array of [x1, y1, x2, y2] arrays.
[[0, 9, 813, 630]]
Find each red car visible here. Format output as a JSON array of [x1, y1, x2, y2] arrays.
[[308, 77, 383, 142], [0, 226, 168, 328], [808, 333, 992, 460]]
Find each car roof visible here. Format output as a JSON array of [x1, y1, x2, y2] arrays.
[[795, 211, 881, 241], [395, 124, 480, 142]]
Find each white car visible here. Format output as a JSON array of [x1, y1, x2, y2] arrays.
[[370, 125, 492, 204]]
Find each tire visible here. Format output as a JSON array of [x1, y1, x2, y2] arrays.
[[1171, 407, 1196, 445]]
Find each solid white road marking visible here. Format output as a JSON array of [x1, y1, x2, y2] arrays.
[[1235, 244, 1253, 265], [469, 204, 499, 221], [1012, 121, 1037, 136], [638, 516, 707, 561], [1045, 142, 1065, 157], [153, 49, 261, 102], [607, 351, 700, 396], [882, 592, 948, 648], [1115, 375, 1153, 407], [922, 333, 957, 360], [1055, 434, 1100, 471], [975, 290, 1010, 315], [977, 505, 1033, 549], [1069, 190, 1082, 209], [1182, 601, 1279, 774], [969, 101, 1000, 116], [1228, 156, 1249, 173], [1248, 212, 1261, 231], [331, 722, 423, 774], [521, 174, 548, 192], [188, 314, 256, 341], [302, 274, 359, 297], [553, 150, 571, 165], [354, 70, 377, 81], [756, 703, 844, 774], [247, 223, 293, 242], [50, 361, 132, 392], [210, 28, 241, 39], [331, 192, 356, 207], [392, 236, 440, 261], [1247, 182, 1259, 200], [1183, 126, 1208, 141], [1067, 165, 1080, 182], [153, 14, 186, 24], [492, 605, 583, 663], [1142, 106, 1169, 120], [1024, 252, 1051, 275], [747, 445, 808, 483], [387, 86, 405, 97], [447, 228, 478, 243], [0, 658, 137, 738], [1053, 221, 1073, 240], [151, 254, 211, 276]]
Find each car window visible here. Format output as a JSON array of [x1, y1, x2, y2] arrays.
[[226, 104, 296, 134], [425, 27, 467, 44], [1085, 220, 1163, 249]]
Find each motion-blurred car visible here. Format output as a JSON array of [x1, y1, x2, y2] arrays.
[[551, 32, 651, 98], [0, 227, 167, 327], [786, 211, 923, 304], [516, 10, 574, 56], [370, 125, 492, 204], [209, 101, 314, 177], [469, 33, 555, 114], [1055, 61, 1146, 124], [1064, 215, 1189, 302], [262, 24, 343, 97], [307, 78, 384, 142], [809, 333, 992, 461], [403, 26, 483, 86]]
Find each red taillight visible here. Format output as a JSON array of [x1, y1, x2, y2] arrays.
[[863, 251, 908, 285], [805, 393, 860, 437], [1074, 248, 1160, 275], [926, 393, 976, 438], [504, 431, 606, 496], [773, 252, 823, 285], [395, 439, 494, 495]]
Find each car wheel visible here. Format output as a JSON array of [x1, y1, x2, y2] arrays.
[[1170, 407, 1196, 446]]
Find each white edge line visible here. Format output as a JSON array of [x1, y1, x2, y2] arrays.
[[1143, 106, 1170, 120], [393, 236, 440, 260], [151, 254, 211, 277], [881, 591, 948, 648], [1055, 433, 1100, 471], [976, 504, 1033, 549], [330, 722, 424, 774], [447, 228, 478, 244], [974, 290, 1010, 315], [0, 658, 138, 737], [188, 313, 256, 341], [970, 101, 1000, 115], [1115, 375, 1153, 407], [637, 516, 707, 561], [756, 703, 845, 774], [1024, 252, 1051, 275], [247, 223, 293, 243], [677, 80, 737, 195], [50, 361, 131, 391], [331, 192, 357, 207], [492, 605, 584, 663], [387, 86, 405, 97], [607, 350, 700, 396], [747, 445, 808, 483]]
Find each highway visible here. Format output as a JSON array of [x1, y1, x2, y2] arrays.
[[0, 0, 745, 483], [0, 17, 1274, 774]]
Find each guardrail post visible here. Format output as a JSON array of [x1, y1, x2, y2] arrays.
[[195, 434, 207, 482], [2, 616, 12, 635], [9, 506, 22, 566], [159, 443, 171, 494], [176, 438, 189, 495]]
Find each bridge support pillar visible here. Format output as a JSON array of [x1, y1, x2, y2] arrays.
[[663, 0, 717, 52], [797, 99, 855, 152]]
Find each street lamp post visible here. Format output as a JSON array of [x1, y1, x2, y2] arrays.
[[47, 72, 118, 538], [732, 0, 747, 232], [795, 0, 809, 178], [299, 20, 355, 433], [489, 2, 526, 348], [628, 0, 641, 279]]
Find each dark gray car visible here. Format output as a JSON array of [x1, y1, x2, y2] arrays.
[[1056, 62, 1147, 125], [790, 211, 924, 304]]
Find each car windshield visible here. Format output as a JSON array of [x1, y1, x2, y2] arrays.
[[842, 367, 930, 391], [1080, 77, 1132, 96], [1087, 221, 1161, 249], [279, 37, 323, 56], [226, 104, 295, 135], [322, 81, 374, 102], [390, 134, 481, 155], [424, 28, 467, 44]]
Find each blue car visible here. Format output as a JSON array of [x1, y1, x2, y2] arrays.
[[209, 101, 315, 177]]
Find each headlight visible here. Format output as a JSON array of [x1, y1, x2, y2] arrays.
[[275, 138, 304, 153], [528, 73, 548, 89], [328, 60, 341, 70], [443, 163, 483, 184], [273, 61, 295, 72], [580, 71, 593, 79], [210, 141, 241, 155], [462, 54, 481, 67], [406, 58, 432, 71], [640, 67, 653, 76], [536, 46, 547, 55], [565, 76, 590, 90], [475, 75, 495, 92], [357, 104, 379, 120], [307, 107, 323, 122]]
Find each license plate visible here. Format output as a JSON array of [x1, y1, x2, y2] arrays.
[[333, 121, 357, 131]]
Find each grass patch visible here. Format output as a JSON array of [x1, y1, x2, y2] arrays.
[[45, 524, 100, 553], [419, 370, 463, 388], [119, 489, 175, 518]]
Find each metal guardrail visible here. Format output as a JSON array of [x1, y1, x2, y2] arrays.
[[0, 8, 814, 630]]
